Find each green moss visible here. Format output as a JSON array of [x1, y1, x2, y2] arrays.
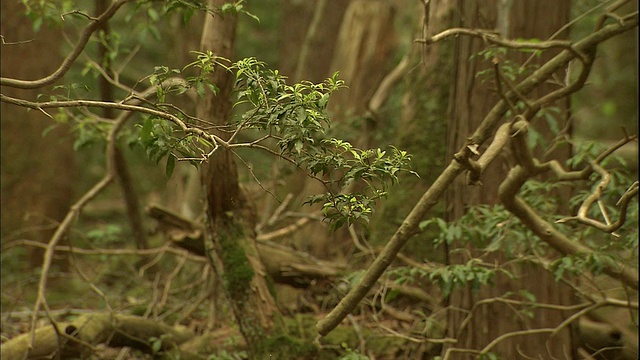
[[281, 314, 319, 340], [260, 334, 317, 358], [265, 272, 278, 301], [218, 222, 255, 300]]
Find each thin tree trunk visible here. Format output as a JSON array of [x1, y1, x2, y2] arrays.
[[95, 0, 148, 250], [267, 0, 353, 261], [197, 1, 278, 354]]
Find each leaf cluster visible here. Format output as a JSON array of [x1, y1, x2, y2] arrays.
[[134, 56, 417, 229]]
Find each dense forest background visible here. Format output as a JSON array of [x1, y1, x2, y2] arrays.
[[1, 0, 638, 359]]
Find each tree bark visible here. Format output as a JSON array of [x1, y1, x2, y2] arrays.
[[445, 1, 574, 358], [197, 1, 278, 355]]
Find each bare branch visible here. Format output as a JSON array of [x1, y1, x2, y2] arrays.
[[0, 94, 224, 154], [418, 28, 589, 63], [479, 328, 556, 356], [2, 239, 206, 261], [317, 15, 639, 337]]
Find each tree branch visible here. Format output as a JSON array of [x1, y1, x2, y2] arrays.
[[316, 14, 639, 337], [0, 94, 224, 157], [498, 125, 638, 290], [0, 0, 134, 89], [26, 114, 128, 353]]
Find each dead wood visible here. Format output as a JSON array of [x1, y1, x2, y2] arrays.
[[1, 313, 193, 359]]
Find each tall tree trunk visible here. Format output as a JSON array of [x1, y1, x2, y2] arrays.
[[445, 1, 574, 358], [95, 0, 149, 250], [0, 1, 75, 270], [293, 0, 350, 84], [197, 1, 278, 354], [292, 0, 399, 260], [258, 0, 350, 228], [375, 1, 455, 251]]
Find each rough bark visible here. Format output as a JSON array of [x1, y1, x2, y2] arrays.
[[445, 1, 574, 358], [328, 0, 397, 130], [197, 1, 278, 354]]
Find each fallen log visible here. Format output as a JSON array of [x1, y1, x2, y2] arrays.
[[1, 313, 193, 359]]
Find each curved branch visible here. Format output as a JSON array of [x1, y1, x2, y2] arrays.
[[499, 159, 638, 290], [0, 0, 134, 89], [419, 28, 589, 63], [0, 94, 224, 152], [479, 328, 556, 356], [316, 161, 465, 335], [473, 13, 638, 147], [532, 48, 595, 108]]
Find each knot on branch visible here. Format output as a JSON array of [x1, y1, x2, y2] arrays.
[[453, 144, 483, 185]]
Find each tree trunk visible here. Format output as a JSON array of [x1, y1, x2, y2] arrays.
[[445, 1, 574, 358], [292, 0, 350, 84], [263, 0, 351, 252], [374, 1, 455, 252], [292, 0, 399, 260], [0, 0, 75, 270], [197, 1, 278, 355]]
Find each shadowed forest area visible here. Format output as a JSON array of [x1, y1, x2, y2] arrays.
[[1, 0, 638, 359]]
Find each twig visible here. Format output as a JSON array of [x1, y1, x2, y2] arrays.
[[347, 314, 366, 355], [261, 193, 294, 229], [2, 239, 206, 262], [157, 253, 189, 311], [480, 328, 556, 355], [256, 217, 312, 242], [0, 34, 34, 45], [61, 9, 98, 21]]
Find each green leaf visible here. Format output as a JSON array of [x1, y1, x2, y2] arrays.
[[151, 338, 162, 353], [32, 17, 43, 32], [147, 7, 159, 21], [165, 154, 176, 178], [140, 118, 153, 144], [195, 80, 206, 98]]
